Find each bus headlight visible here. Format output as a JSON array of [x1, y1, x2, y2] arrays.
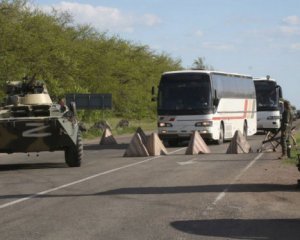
[[267, 116, 280, 120], [195, 121, 212, 127], [158, 122, 173, 127]]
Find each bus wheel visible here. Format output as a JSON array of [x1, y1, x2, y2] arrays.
[[243, 121, 248, 139], [217, 123, 224, 145]]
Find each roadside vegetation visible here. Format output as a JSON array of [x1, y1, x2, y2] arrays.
[[286, 130, 300, 165], [281, 118, 300, 166], [0, 0, 183, 136], [82, 113, 157, 139]]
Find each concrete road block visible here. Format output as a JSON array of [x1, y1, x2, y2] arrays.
[[123, 132, 150, 157], [136, 127, 148, 145], [185, 131, 211, 155], [99, 128, 117, 145], [226, 130, 252, 154], [146, 133, 168, 156]]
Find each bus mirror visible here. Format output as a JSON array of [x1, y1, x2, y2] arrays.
[[276, 85, 283, 98], [151, 86, 157, 102], [213, 98, 219, 106], [212, 105, 217, 113], [151, 86, 156, 95]]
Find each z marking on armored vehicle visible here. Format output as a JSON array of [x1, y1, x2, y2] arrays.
[[0, 77, 83, 167]]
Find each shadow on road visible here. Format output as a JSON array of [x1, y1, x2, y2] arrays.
[[171, 218, 300, 240], [0, 163, 67, 171], [84, 143, 128, 150], [96, 183, 298, 195], [0, 183, 298, 200]]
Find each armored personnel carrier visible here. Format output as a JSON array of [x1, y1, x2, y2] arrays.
[[0, 77, 83, 167]]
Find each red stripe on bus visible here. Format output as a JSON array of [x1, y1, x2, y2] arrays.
[[212, 99, 248, 121]]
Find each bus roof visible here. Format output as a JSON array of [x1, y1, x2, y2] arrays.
[[253, 77, 276, 82], [162, 70, 252, 79]]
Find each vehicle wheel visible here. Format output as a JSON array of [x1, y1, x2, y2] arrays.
[[65, 131, 83, 167], [216, 123, 224, 145], [243, 121, 248, 139], [168, 139, 179, 147]]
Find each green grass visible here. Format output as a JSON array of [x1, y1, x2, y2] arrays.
[[284, 131, 300, 165], [82, 117, 157, 139]]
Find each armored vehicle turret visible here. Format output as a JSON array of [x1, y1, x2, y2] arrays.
[[0, 78, 83, 167]]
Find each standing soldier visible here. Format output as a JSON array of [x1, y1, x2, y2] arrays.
[[279, 100, 293, 159]]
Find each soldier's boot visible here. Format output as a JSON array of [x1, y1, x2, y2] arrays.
[[278, 151, 287, 159]]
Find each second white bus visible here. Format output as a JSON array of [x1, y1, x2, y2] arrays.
[[156, 70, 257, 146], [254, 76, 283, 132]]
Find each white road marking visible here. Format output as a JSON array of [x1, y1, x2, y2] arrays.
[[0, 147, 186, 210], [212, 152, 264, 206], [177, 158, 198, 165], [202, 153, 264, 216]]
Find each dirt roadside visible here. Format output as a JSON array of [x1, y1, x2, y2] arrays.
[[233, 119, 300, 219]]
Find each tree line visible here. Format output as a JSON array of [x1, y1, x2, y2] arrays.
[[0, 0, 183, 120]]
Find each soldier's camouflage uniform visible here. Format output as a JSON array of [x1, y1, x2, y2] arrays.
[[280, 103, 293, 157]]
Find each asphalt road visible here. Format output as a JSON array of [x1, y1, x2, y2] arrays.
[[0, 132, 299, 240]]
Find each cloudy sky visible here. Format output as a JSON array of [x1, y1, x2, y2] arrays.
[[33, 0, 300, 108]]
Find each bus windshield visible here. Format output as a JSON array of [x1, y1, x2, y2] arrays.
[[254, 81, 278, 110], [158, 73, 212, 115]]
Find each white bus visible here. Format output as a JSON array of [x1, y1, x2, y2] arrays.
[[254, 76, 283, 132], [155, 70, 257, 146]]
